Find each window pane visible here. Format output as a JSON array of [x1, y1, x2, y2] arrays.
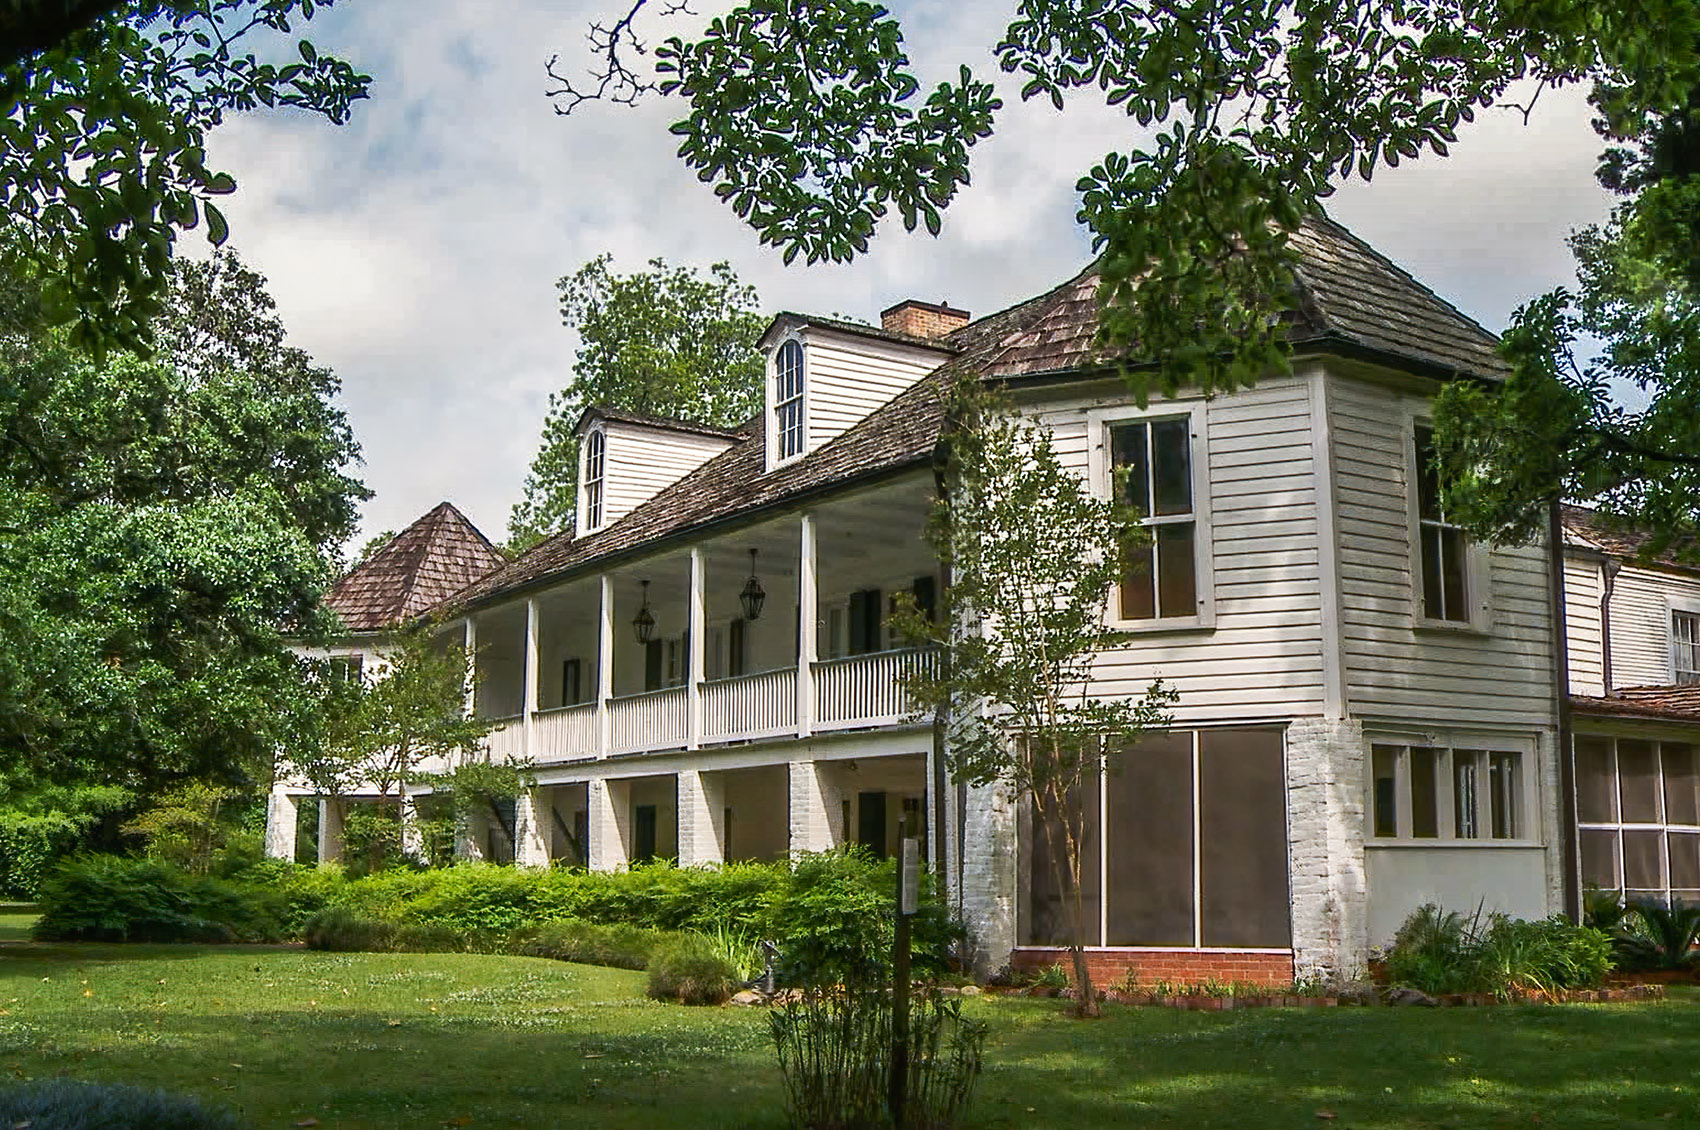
[[1027, 767, 1102, 946], [1489, 752, 1520, 839], [1151, 418, 1191, 516], [1372, 745, 1399, 838], [1619, 740, 1661, 823], [1414, 427, 1440, 520], [1410, 748, 1439, 838], [1669, 832, 1700, 890], [1420, 525, 1445, 620], [1580, 828, 1620, 890], [1623, 828, 1665, 890], [1664, 743, 1700, 825], [1440, 527, 1467, 621], [1454, 752, 1480, 839], [1575, 737, 1617, 823], [1675, 613, 1700, 684], [1199, 729, 1290, 948], [1106, 733, 1193, 946], [1111, 423, 1149, 516], [1120, 542, 1155, 620], [1155, 523, 1197, 618]]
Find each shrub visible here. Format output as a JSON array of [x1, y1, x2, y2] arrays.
[[1616, 900, 1700, 971], [701, 922, 767, 982], [1384, 904, 1616, 997], [509, 919, 675, 970], [0, 1079, 243, 1130], [646, 934, 738, 1005], [32, 857, 288, 943]]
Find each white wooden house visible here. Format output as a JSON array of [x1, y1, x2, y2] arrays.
[[276, 216, 1618, 984]]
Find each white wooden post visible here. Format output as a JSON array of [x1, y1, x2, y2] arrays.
[[797, 513, 817, 738], [597, 574, 614, 759], [462, 616, 478, 723], [687, 548, 705, 750], [523, 597, 540, 761]]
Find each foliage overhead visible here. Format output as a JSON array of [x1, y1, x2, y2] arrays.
[[555, 0, 1700, 540], [508, 255, 766, 549], [893, 377, 1175, 1016], [0, 0, 370, 353], [0, 250, 367, 797]]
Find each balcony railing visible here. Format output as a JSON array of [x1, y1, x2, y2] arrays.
[[480, 714, 526, 761], [609, 686, 688, 755], [533, 702, 597, 761], [814, 648, 932, 731], [702, 667, 798, 742]]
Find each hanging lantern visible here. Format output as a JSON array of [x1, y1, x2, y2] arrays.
[[739, 548, 767, 622], [632, 579, 656, 644]]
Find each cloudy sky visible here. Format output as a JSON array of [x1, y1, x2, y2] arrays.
[[202, 0, 1616, 553]]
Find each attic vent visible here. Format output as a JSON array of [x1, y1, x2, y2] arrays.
[[880, 299, 969, 340]]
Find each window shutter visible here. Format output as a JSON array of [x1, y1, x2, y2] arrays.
[[562, 658, 581, 706], [912, 576, 937, 623], [729, 618, 746, 677], [849, 590, 868, 654], [644, 640, 663, 691]]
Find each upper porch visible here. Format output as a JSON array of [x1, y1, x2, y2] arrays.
[[462, 473, 939, 763]]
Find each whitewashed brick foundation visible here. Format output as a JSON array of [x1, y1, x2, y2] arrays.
[[264, 786, 298, 861], [677, 770, 725, 866], [957, 777, 1019, 977], [316, 798, 345, 864], [399, 792, 424, 860], [513, 788, 549, 867], [1285, 717, 1370, 982], [455, 806, 486, 861], [587, 777, 629, 871], [788, 760, 841, 854]]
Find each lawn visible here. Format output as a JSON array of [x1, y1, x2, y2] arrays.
[[1, 941, 1698, 1129]]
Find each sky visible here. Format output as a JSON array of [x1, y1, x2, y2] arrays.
[[201, 0, 1618, 554]]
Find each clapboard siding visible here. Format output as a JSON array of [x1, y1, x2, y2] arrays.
[[1328, 372, 1555, 726], [1029, 377, 1327, 725], [798, 330, 945, 454], [1562, 557, 1604, 696], [1604, 566, 1700, 687], [596, 421, 737, 531]]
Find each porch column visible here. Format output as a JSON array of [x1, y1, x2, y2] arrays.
[[513, 788, 549, 867], [797, 513, 817, 738], [1286, 718, 1371, 982], [462, 616, 478, 723], [687, 548, 705, 750], [523, 597, 540, 760], [787, 760, 839, 855], [586, 777, 630, 871], [456, 804, 487, 861], [597, 574, 614, 758], [399, 788, 425, 860], [958, 778, 1020, 976], [316, 797, 346, 864], [677, 769, 725, 866], [264, 785, 298, 861]]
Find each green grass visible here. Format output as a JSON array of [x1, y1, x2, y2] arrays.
[[1, 945, 1699, 1129], [0, 914, 36, 943]]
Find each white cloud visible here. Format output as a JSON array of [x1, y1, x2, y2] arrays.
[[199, 0, 1616, 553]]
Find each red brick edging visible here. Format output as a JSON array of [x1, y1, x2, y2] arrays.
[[1010, 946, 1295, 988]]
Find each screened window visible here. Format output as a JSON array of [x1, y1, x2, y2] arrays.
[[1110, 418, 1197, 620], [1414, 425, 1469, 622], [1370, 744, 1524, 841], [1023, 728, 1290, 950], [1577, 735, 1700, 905], [775, 340, 805, 460], [1675, 611, 1700, 684], [328, 655, 363, 684], [583, 428, 606, 531]]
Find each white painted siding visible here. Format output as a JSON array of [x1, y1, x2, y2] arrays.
[[763, 326, 946, 470], [1563, 555, 1605, 696], [1606, 564, 1700, 688], [1328, 373, 1555, 727], [595, 421, 736, 531], [1028, 376, 1327, 725]]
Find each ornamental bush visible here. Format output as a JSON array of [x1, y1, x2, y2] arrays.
[[32, 856, 290, 943], [1385, 904, 1615, 998], [645, 934, 739, 1005], [0, 1079, 243, 1130]]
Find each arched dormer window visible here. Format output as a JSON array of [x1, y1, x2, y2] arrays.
[[774, 339, 805, 461], [583, 428, 606, 530]]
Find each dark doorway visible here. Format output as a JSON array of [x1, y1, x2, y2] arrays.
[[633, 803, 658, 863], [857, 791, 887, 857]]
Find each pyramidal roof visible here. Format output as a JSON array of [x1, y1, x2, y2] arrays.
[[326, 502, 506, 632]]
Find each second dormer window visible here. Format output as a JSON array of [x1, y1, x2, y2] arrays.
[[775, 340, 804, 460], [584, 429, 606, 530]]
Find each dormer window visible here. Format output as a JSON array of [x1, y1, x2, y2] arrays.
[[583, 428, 606, 531], [775, 340, 805, 461]]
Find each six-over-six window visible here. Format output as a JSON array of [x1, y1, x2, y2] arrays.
[[774, 340, 805, 461], [1414, 425, 1470, 622], [1110, 418, 1196, 620], [1371, 744, 1524, 841]]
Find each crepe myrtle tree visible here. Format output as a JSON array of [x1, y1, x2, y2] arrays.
[[550, 0, 1700, 546], [892, 377, 1175, 1018]]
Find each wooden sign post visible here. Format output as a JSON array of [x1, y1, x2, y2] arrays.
[[889, 816, 918, 1127]]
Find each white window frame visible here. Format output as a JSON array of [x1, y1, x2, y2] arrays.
[[1668, 594, 1700, 684], [580, 427, 607, 535], [769, 336, 807, 468], [1405, 416, 1492, 632], [1365, 734, 1539, 847], [1088, 400, 1215, 632]]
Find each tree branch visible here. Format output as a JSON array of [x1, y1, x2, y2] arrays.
[[0, 0, 128, 70], [544, 0, 693, 115]]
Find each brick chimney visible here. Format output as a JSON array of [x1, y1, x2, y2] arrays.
[[880, 299, 970, 340]]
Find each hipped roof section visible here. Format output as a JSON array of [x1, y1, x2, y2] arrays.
[[437, 213, 1506, 616], [325, 502, 507, 632], [1572, 685, 1700, 724]]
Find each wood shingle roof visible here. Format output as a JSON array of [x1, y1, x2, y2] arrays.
[[436, 213, 1506, 615], [326, 502, 507, 632]]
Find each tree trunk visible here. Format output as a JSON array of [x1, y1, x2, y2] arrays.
[[1036, 781, 1100, 1019]]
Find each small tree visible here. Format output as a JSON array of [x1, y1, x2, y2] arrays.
[[297, 624, 497, 871], [120, 781, 240, 874], [895, 378, 1176, 1018]]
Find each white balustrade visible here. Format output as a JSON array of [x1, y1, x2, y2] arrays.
[[812, 649, 934, 731], [532, 703, 598, 761], [479, 714, 526, 761], [702, 668, 798, 742], [609, 686, 688, 754]]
